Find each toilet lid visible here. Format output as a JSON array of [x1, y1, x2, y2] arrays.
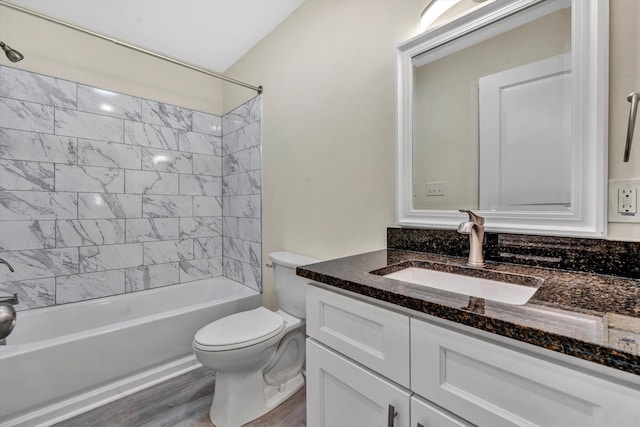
[[193, 307, 285, 351]]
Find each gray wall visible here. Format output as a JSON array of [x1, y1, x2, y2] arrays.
[[0, 65, 261, 310]]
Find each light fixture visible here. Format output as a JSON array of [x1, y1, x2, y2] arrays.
[[420, 0, 462, 31]]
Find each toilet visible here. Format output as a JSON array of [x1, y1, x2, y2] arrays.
[[192, 251, 319, 427]]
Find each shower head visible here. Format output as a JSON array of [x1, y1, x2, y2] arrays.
[[0, 41, 24, 63]]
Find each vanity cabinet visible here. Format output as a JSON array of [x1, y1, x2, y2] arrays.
[[411, 395, 473, 427], [306, 282, 410, 387], [306, 285, 640, 427], [306, 339, 411, 427], [411, 317, 640, 426]]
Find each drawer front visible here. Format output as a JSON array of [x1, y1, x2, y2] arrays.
[[307, 285, 410, 387], [411, 318, 640, 427], [411, 395, 475, 427], [307, 339, 411, 427]]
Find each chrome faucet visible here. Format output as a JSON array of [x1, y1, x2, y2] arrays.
[[457, 210, 485, 267]]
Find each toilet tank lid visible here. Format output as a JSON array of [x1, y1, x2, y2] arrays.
[[269, 251, 320, 268]]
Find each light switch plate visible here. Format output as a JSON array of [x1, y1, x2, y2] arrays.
[[609, 179, 640, 223], [426, 181, 444, 196]]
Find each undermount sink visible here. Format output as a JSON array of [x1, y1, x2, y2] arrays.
[[375, 261, 543, 305]]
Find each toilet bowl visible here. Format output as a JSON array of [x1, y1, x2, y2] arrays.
[[193, 251, 319, 427]]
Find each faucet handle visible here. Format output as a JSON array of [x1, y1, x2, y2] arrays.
[[0, 293, 19, 305], [459, 209, 484, 225]]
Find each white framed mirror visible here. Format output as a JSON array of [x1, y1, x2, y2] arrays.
[[396, 0, 608, 237]]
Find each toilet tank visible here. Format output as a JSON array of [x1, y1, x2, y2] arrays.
[[269, 251, 320, 319]]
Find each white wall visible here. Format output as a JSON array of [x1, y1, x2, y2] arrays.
[[608, 0, 640, 241], [226, 0, 640, 308], [225, 0, 425, 307], [0, 6, 224, 115]]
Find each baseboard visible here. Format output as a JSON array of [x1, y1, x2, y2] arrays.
[[1, 356, 203, 427]]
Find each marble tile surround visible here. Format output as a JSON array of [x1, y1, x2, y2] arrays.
[[0, 65, 262, 310], [222, 98, 262, 291]]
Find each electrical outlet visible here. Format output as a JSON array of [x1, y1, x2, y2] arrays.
[[426, 182, 444, 196], [609, 179, 640, 223], [618, 338, 639, 355], [618, 187, 637, 214]]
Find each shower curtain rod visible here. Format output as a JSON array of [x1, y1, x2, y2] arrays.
[[0, 0, 263, 94]]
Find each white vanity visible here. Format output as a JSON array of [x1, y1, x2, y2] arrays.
[[305, 284, 640, 427]]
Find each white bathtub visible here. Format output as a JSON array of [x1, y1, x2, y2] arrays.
[[0, 277, 261, 427]]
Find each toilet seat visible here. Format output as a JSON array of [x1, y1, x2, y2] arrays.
[[194, 307, 286, 352]]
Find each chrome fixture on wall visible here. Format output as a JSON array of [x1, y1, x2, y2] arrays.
[[0, 258, 17, 345], [0, 303, 16, 345], [0, 291, 18, 345], [0, 40, 23, 62], [624, 91, 639, 162]]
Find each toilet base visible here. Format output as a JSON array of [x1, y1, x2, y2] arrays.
[[209, 371, 304, 427]]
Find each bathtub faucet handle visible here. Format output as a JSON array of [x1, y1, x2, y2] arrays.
[[0, 293, 18, 305], [0, 302, 16, 344]]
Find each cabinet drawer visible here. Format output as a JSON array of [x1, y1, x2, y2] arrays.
[[411, 395, 474, 427], [307, 285, 410, 387], [307, 338, 411, 427], [411, 318, 640, 427]]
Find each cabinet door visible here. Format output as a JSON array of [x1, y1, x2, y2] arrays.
[[306, 285, 410, 387], [411, 318, 640, 427], [306, 338, 410, 427], [411, 395, 475, 427]]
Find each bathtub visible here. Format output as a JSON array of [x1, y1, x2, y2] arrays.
[[0, 277, 261, 427]]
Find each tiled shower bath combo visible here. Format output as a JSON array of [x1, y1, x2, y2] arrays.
[[0, 64, 262, 310]]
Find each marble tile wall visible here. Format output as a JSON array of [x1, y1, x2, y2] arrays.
[[221, 98, 262, 291], [0, 65, 261, 310]]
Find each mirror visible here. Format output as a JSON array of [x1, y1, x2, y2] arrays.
[[397, 0, 608, 237]]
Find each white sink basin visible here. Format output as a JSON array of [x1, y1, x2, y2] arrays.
[[383, 267, 539, 305]]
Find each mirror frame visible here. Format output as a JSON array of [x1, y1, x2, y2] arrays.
[[396, 0, 608, 237]]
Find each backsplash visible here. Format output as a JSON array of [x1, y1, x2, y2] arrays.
[[0, 64, 262, 310], [388, 228, 640, 279]]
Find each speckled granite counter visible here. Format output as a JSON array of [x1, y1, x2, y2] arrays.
[[297, 249, 640, 376]]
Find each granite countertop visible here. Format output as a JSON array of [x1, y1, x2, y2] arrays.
[[296, 249, 640, 376]]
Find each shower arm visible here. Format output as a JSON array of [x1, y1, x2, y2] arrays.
[[0, 0, 263, 94]]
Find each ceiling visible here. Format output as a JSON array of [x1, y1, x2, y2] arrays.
[[8, 0, 305, 72]]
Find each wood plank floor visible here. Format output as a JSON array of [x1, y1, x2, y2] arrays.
[[55, 367, 306, 427]]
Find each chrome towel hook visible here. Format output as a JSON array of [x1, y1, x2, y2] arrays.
[[624, 92, 639, 162]]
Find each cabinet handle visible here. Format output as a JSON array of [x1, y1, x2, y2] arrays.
[[388, 404, 397, 427]]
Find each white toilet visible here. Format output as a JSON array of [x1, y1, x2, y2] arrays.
[[192, 251, 319, 427]]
